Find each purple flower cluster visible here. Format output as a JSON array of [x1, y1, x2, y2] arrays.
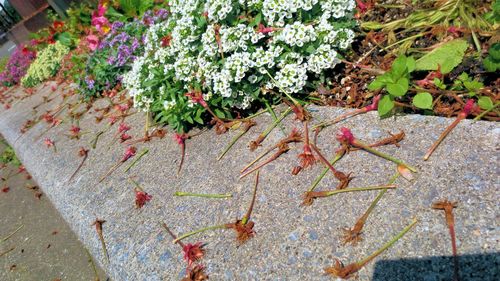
[[79, 9, 169, 97], [0, 45, 36, 86]]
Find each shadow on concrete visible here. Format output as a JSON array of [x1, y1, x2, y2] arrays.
[[373, 252, 500, 281]]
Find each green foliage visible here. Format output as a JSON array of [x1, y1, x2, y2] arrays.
[[65, 1, 96, 36], [415, 39, 468, 74], [0, 57, 9, 73], [478, 96, 494, 110], [0, 145, 21, 167], [115, 0, 154, 17], [451, 72, 484, 96], [368, 55, 415, 116], [483, 43, 500, 72], [484, 0, 500, 25], [412, 92, 433, 110]]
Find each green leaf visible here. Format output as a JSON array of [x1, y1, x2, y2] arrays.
[[463, 80, 484, 92], [415, 39, 469, 74], [412, 92, 433, 109], [478, 96, 494, 110], [368, 77, 385, 91], [55, 32, 73, 47], [378, 95, 395, 116], [391, 55, 407, 78], [483, 57, 499, 72], [214, 109, 225, 119], [386, 77, 408, 97], [433, 78, 446, 90], [488, 43, 500, 60], [406, 56, 416, 73]]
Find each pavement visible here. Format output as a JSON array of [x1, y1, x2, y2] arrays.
[[0, 82, 498, 280], [0, 138, 107, 281]]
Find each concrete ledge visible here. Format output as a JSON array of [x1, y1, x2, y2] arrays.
[[0, 83, 498, 280]]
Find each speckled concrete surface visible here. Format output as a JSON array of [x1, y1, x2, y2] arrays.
[[0, 83, 498, 280]]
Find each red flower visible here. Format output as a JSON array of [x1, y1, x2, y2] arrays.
[[115, 103, 129, 112], [53, 20, 64, 30], [298, 144, 316, 169], [118, 123, 131, 133], [364, 94, 381, 111], [174, 133, 188, 145], [161, 34, 172, 47], [122, 147, 137, 162], [44, 138, 54, 148], [108, 116, 118, 125], [135, 190, 152, 208], [257, 24, 275, 34], [185, 92, 207, 107], [120, 133, 131, 142], [18, 165, 26, 174], [182, 242, 205, 267], [1, 186, 9, 193], [70, 125, 81, 136], [355, 0, 368, 13], [78, 147, 89, 157], [42, 113, 54, 123], [461, 99, 477, 116], [336, 127, 355, 145]]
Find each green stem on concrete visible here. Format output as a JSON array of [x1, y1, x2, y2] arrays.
[[356, 218, 418, 268], [90, 131, 104, 149], [174, 191, 232, 198], [173, 224, 227, 244], [1, 224, 24, 242], [323, 185, 396, 197], [354, 140, 417, 172], [265, 101, 286, 135], [260, 108, 292, 139], [308, 152, 344, 192], [124, 148, 149, 172]]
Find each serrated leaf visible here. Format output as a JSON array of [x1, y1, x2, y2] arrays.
[[478, 96, 494, 110], [378, 95, 394, 116], [412, 92, 433, 109], [415, 39, 469, 74], [387, 77, 408, 97]]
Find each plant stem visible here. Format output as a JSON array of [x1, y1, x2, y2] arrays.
[[124, 148, 149, 172], [356, 218, 418, 267], [253, 107, 292, 145], [264, 69, 300, 106], [174, 191, 232, 198], [242, 171, 259, 225], [161, 222, 185, 248], [355, 140, 417, 172], [90, 131, 104, 149], [99, 162, 122, 183], [85, 248, 101, 281], [473, 102, 499, 121], [308, 152, 345, 192], [324, 185, 396, 197], [423, 117, 463, 161], [313, 109, 364, 130], [68, 153, 88, 182], [173, 224, 227, 244], [2, 224, 24, 242], [265, 101, 286, 135]]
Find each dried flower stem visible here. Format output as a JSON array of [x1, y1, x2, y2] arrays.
[[325, 218, 418, 279], [354, 140, 416, 172], [424, 100, 476, 161], [310, 144, 348, 181], [240, 144, 289, 179], [90, 131, 104, 149], [218, 120, 256, 160], [174, 192, 232, 198], [249, 108, 291, 150], [124, 148, 148, 172], [343, 173, 399, 245], [162, 223, 186, 248], [68, 150, 89, 182], [308, 151, 345, 192], [92, 219, 109, 263], [432, 200, 459, 281], [312, 185, 396, 198], [2, 224, 24, 242], [173, 224, 227, 244], [242, 171, 259, 225], [0, 247, 14, 257], [85, 248, 101, 281]]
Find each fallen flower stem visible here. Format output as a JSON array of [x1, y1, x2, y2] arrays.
[[313, 185, 396, 197], [354, 141, 416, 172], [343, 173, 399, 245], [265, 101, 286, 135], [68, 149, 89, 182], [242, 171, 259, 225], [218, 120, 256, 160], [424, 100, 476, 161], [240, 144, 289, 179], [308, 152, 345, 192], [249, 108, 291, 150], [92, 219, 109, 263], [432, 200, 459, 281], [174, 191, 232, 199], [0, 247, 14, 257], [124, 148, 148, 172], [473, 102, 499, 121], [325, 218, 418, 279], [90, 131, 104, 149], [173, 224, 227, 244], [85, 248, 101, 281], [2, 224, 24, 242]]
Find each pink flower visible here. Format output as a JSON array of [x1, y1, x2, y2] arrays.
[[120, 133, 131, 142], [135, 190, 152, 208], [70, 125, 81, 136], [44, 138, 54, 148], [364, 95, 381, 111], [118, 123, 131, 133], [257, 24, 275, 34], [182, 242, 205, 267], [185, 92, 207, 107], [173, 133, 187, 145], [336, 127, 355, 145], [86, 35, 99, 51], [355, 0, 368, 14], [461, 100, 477, 117], [108, 116, 118, 125], [121, 147, 137, 162]]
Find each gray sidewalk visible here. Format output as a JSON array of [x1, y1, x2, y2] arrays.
[[0, 83, 498, 280]]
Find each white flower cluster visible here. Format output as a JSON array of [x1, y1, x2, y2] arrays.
[[276, 21, 317, 47], [123, 0, 356, 130]]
